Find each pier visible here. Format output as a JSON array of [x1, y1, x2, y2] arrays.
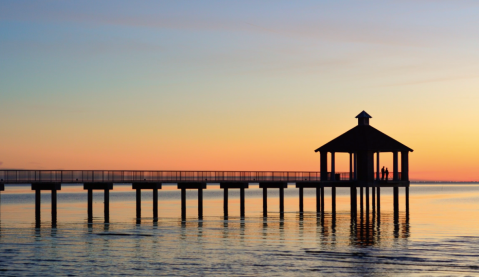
[[0, 111, 412, 225]]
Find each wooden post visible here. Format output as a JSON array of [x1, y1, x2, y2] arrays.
[[352, 186, 357, 215], [263, 187, 267, 217], [377, 186, 381, 215], [181, 188, 186, 221], [136, 188, 141, 219], [279, 187, 284, 217], [354, 152, 357, 180], [376, 152, 380, 180], [401, 151, 409, 181], [223, 188, 228, 218], [240, 187, 245, 218], [331, 152, 336, 181], [51, 189, 57, 224], [393, 152, 399, 181], [88, 189, 93, 222], [372, 185, 376, 214], [393, 186, 399, 217], [332, 186, 336, 214], [360, 186, 364, 215], [320, 186, 325, 213], [320, 151, 328, 181], [153, 188, 158, 221], [104, 189, 109, 223], [405, 186, 409, 216], [299, 186, 304, 213], [350, 186, 355, 215], [316, 186, 321, 213], [366, 184, 370, 216], [198, 188, 203, 220], [349, 153, 353, 180], [35, 189, 41, 224]]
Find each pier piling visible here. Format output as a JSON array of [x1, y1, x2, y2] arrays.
[[31, 183, 61, 227], [83, 183, 113, 223], [299, 186, 304, 213], [104, 189, 110, 223], [136, 188, 141, 219], [223, 187, 228, 218], [405, 186, 409, 217], [332, 186, 336, 214], [153, 188, 158, 221], [240, 187, 245, 218], [181, 188, 186, 221], [220, 183, 248, 218], [279, 187, 284, 217], [316, 186, 321, 214], [393, 186, 399, 218], [35, 189, 40, 224], [320, 186, 325, 214], [366, 185, 370, 216], [52, 189, 57, 225], [87, 189, 93, 222], [377, 186, 381, 215], [263, 187, 267, 217], [360, 186, 364, 215], [198, 188, 203, 220], [132, 183, 162, 222]]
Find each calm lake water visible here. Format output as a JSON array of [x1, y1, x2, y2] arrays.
[[1, 184, 479, 276]]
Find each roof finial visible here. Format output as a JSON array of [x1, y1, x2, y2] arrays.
[[355, 111, 372, 126]]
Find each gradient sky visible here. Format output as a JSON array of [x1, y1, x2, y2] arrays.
[[1, 1, 479, 181]]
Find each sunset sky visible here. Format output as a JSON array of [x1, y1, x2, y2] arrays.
[[1, 1, 479, 181]]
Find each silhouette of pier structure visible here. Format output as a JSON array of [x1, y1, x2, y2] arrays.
[[0, 111, 412, 226]]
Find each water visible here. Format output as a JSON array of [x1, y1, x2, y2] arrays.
[[1, 184, 479, 276]]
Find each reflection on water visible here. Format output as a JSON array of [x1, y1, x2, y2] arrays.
[[0, 184, 479, 275]]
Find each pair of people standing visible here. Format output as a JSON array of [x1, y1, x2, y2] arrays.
[[381, 166, 389, 181]]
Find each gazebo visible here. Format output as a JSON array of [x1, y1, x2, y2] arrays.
[[314, 111, 413, 217]]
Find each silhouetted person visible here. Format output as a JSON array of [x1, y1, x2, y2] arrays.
[[385, 167, 389, 181], [381, 166, 385, 180]]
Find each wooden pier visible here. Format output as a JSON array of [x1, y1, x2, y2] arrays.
[[0, 111, 412, 226]]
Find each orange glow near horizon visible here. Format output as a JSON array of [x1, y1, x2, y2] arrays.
[[2, 2, 479, 181]]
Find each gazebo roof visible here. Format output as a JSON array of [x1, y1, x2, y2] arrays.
[[314, 112, 413, 153]]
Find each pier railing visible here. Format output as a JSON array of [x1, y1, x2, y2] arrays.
[[0, 170, 324, 183], [0, 170, 401, 184]]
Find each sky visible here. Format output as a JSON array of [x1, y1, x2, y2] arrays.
[[1, 1, 479, 181]]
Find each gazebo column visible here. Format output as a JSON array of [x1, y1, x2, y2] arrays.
[[374, 152, 379, 213], [319, 151, 327, 214], [354, 152, 357, 180], [393, 151, 399, 217], [349, 153, 353, 180], [402, 151, 410, 215], [393, 152, 399, 181], [376, 152, 380, 180], [331, 152, 336, 181]]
